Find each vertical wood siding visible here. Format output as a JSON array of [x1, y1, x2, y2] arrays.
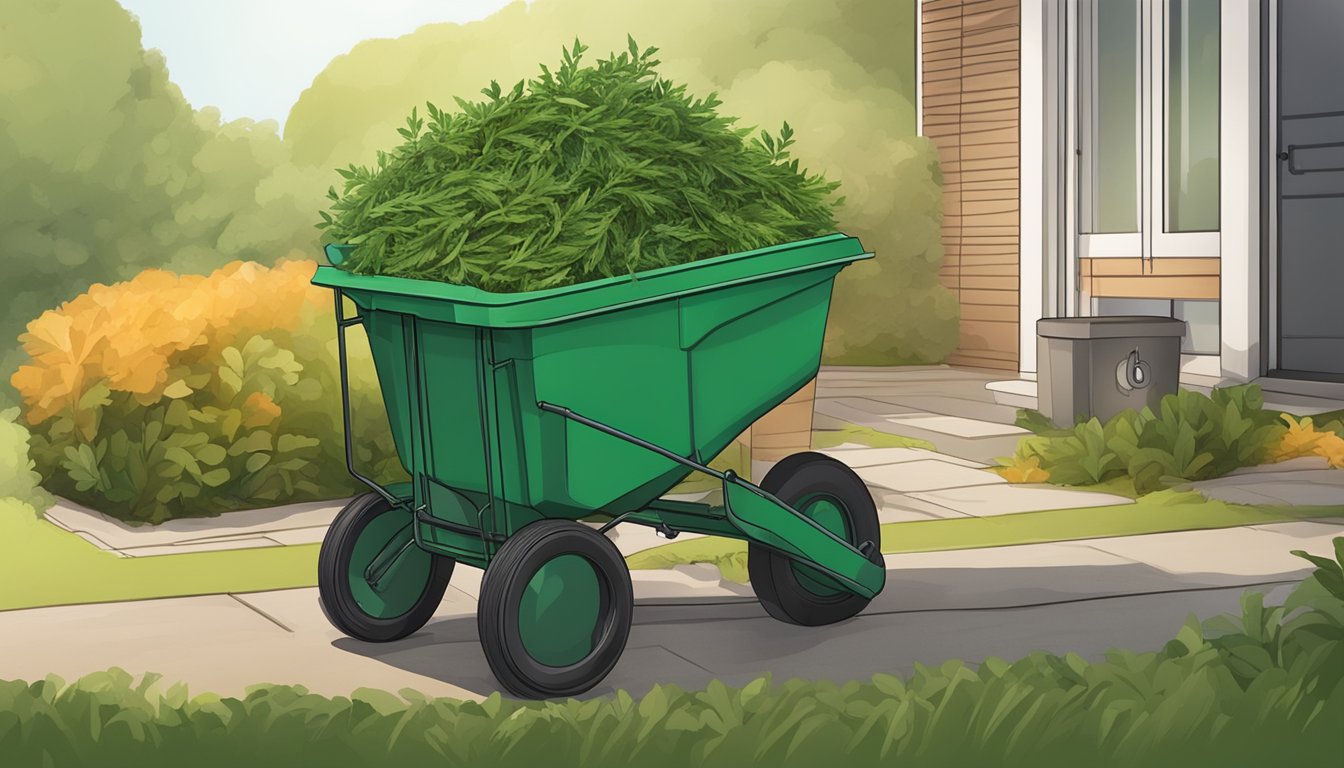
[[922, 0, 1021, 370]]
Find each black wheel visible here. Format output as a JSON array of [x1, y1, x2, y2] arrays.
[[318, 493, 453, 642], [748, 452, 882, 626], [477, 519, 633, 699]]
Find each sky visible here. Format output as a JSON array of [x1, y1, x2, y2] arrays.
[[117, 0, 522, 130]]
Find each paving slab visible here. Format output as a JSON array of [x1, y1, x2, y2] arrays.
[[883, 541, 1136, 571], [0, 594, 480, 701], [821, 396, 918, 417], [119, 537, 283, 558], [908, 484, 1134, 517], [854, 460, 1004, 493], [817, 366, 991, 382], [1227, 456, 1332, 474], [261, 527, 330, 546], [629, 564, 755, 601], [877, 492, 969, 520], [883, 414, 1029, 439], [1197, 467, 1343, 486], [44, 497, 348, 550], [877, 505, 953, 523], [868, 394, 1025, 425], [1191, 468, 1344, 507], [1084, 522, 1344, 577], [818, 446, 985, 468]]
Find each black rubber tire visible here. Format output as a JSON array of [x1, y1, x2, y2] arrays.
[[748, 452, 882, 627], [477, 519, 633, 699], [318, 493, 453, 642]]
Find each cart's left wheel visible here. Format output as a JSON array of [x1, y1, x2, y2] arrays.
[[477, 519, 633, 699], [318, 493, 453, 642]]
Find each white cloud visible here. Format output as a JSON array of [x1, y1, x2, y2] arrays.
[[118, 0, 522, 129]]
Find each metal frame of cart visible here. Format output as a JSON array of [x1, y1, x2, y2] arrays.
[[312, 234, 887, 699]]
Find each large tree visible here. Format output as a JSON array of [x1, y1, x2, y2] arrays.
[[286, 0, 955, 364]]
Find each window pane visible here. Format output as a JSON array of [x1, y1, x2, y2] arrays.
[[1174, 300, 1220, 355], [1166, 0, 1220, 232], [1093, 298, 1173, 317], [1084, 0, 1141, 234]]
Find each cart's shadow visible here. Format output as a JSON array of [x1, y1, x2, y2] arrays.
[[330, 560, 1304, 701], [330, 597, 771, 699]]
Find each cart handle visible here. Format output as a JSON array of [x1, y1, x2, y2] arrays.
[[334, 289, 401, 508]]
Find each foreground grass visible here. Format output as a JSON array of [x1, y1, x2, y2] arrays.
[[0, 500, 318, 612], [626, 490, 1344, 583], [3, 543, 1342, 767]]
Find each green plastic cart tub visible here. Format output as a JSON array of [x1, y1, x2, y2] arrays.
[[312, 233, 887, 698]]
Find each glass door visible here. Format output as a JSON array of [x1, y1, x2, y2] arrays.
[[1155, 0, 1221, 258], [1071, 0, 1222, 359]]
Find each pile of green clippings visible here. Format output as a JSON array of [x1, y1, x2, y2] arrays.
[[318, 38, 842, 292]]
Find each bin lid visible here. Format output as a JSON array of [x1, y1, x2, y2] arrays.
[[1037, 315, 1187, 340]]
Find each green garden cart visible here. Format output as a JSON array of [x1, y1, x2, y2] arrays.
[[311, 234, 886, 699]]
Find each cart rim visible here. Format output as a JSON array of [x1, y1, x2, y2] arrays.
[[790, 494, 852, 597], [518, 553, 604, 667], [348, 509, 434, 619]]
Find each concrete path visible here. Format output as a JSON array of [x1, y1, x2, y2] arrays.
[[3, 520, 1338, 701]]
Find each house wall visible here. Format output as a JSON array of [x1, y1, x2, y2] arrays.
[[921, 0, 1022, 372]]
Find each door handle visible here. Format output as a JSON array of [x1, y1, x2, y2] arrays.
[[1282, 143, 1344, 175]]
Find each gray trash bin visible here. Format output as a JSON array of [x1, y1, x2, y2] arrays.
[[1037, 316, 1187, 426]]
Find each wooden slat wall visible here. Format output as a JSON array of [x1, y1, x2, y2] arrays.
[[1080, 258, 1222, 301], [922, 0, 1021, 371]]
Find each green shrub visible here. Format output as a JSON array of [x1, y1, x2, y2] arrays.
[[2, 540, 1341, 767], [12, 261, 401, 524], [0, 407, 51, 510], [1000, 385, 1288, 494]]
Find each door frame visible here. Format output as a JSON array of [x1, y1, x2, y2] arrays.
[[1263, 0, 1344, 383], [1039, 0, 1261, 381]]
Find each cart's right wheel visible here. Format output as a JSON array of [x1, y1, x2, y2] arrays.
[[477, 519, 633, 699], [748, 452, 882, 627], [318, 493, 453, 642]]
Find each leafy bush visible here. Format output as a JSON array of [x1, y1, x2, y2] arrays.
[[996, 385, 1290, 494], [10, 261, 399, 523], [1199, 539, 1344, 690], [0, 407, 51, 510], [322, 39, 842, 291], [2, 540, 1341, 767]]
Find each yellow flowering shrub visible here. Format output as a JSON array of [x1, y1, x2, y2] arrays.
[[1271, 414, 1344, 469], [11, 261, 401, 523]]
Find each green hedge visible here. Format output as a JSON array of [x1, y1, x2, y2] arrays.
[[3, 541, 1341, 767]]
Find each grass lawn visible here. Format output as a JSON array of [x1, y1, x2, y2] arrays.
[[625, 489, 1344, 583], [0, 499, 318, 612]]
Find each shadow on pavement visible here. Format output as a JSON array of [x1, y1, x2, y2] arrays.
[[331, 560, 1306, 700]]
